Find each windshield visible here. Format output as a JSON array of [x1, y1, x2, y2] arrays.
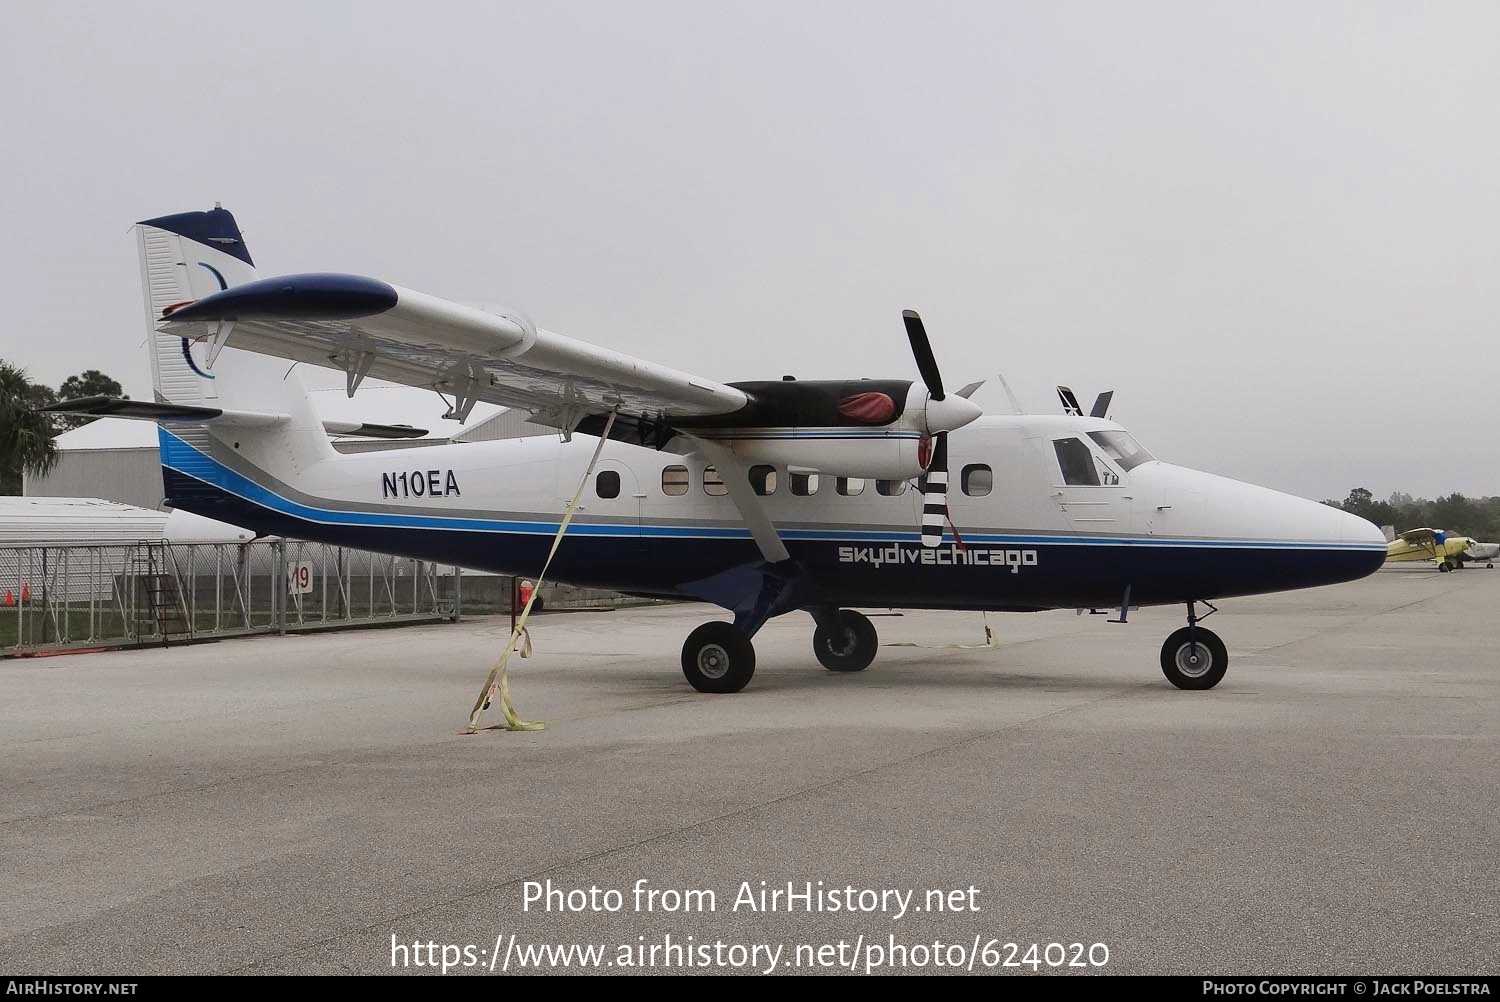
[[1087, 430, 1154, 471]]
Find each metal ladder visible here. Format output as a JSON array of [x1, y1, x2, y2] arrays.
[[133, 543, 189, 644]]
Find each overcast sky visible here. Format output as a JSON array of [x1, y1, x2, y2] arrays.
[[2, 1, 1496, 501]]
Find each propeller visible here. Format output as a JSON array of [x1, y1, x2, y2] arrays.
[[902, 310, 981, 548], [1059, 385, 1115, 419], [903, 309, 945, 401]]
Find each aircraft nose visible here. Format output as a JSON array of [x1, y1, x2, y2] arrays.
[[924, 394, 983, 434], [1340, 510, 1387, 546]]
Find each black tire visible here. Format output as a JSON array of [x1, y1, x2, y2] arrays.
[[813, 610, 879, 672], [1439, 561, 1452, 573], [1160, 626, 1228, 690], [681, 622, 756, 693]]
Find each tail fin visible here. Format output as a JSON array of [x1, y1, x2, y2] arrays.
[[135, 207, 334, 517], [137, 206, 259, 408]]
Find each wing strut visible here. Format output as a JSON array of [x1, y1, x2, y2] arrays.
[[690, 438, 791, 563]]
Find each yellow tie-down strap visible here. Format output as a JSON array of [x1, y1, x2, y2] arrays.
[[883, 613, 998, 650], [465, 411, 617, 734]]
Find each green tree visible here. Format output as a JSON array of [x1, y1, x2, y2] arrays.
[[55, 369, 126, 430], [0, 361, 59, 495], [1430, 493, 1479, 536], [1339, 487, 1395, 529]]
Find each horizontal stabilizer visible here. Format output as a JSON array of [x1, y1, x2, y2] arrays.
[[43, 396, 223, 421], [42, 396, 286, 427], [44, 396, 430, 441], [322, 421, 428, 440]]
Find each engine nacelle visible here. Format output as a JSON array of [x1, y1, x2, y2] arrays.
[[711, 430, 928, 480]]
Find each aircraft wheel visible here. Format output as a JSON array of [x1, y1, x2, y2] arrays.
[[1439, 561, 1452, 572], [1160, 627, 1228, 690], [681, 622, 756, 693], [1488, 563, 1494, 569], [813, 610, 879, 672]]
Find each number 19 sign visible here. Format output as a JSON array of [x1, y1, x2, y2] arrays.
[[288, 561, 314, 595]]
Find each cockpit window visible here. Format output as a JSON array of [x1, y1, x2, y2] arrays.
[[1053, 438, 1100, 486], [1087, 430, 1154, 471]]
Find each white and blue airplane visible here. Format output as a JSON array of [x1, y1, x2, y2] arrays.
[[47, 206, 1388, 694]]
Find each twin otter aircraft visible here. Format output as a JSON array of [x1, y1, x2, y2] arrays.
[[50, 207, 1387, 693]]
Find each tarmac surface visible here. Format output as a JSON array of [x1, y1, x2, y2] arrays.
[[2, 566, 1497, 976]]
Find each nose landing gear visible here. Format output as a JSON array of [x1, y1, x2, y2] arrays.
[[1160, 600, 1227, 690]]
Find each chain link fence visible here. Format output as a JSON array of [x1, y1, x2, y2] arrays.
[[0, 540, 463, 656]]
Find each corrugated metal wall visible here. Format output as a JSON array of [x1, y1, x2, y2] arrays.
[[451, 407, 553, 443], [23, 449, 166, 510]]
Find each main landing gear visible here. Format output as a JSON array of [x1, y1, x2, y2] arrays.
[[679, 608, 881, 693], [681, 622, 757, 694], [1160, 600, 1227, 690]]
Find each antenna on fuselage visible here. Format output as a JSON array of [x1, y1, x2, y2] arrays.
[[994, 372, 1025, 414]]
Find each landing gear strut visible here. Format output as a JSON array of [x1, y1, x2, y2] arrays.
[[1160, 600, 1228, 690], [812, 609, 878, 672], [681, 622, 757, 694]]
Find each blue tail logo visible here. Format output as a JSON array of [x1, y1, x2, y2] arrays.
[[182, 262, 229, 379]]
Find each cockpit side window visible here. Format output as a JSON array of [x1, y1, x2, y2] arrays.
[[1087, 430, 1154, 471], [1053, 438, 1101, 486]]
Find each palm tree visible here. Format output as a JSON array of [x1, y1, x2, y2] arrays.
[[0, 360, 59, 494]]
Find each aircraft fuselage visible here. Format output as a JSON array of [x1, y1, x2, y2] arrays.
[[158, 413, 1387, 613]]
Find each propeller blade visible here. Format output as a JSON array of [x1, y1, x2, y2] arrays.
[[955, 379, 986, 400], [1090, 390, 1114, 419], [902, 309, 945, 401], [920, 433, 949, 548], [994, 371, 1025, 414], [1056, 385, 1082, 416]]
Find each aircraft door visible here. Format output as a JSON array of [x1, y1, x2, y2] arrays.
[[577, 459, 644, 555], [1043, 435, 1130, 533]]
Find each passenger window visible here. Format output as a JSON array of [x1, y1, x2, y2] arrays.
[[790, 472, 819, 496], [596, 470, 621, 499], [750, 465, 778, 496], [961, 464, 993, 497], [1053, 438, 1101, 486], [836, 477, 865, 497], [662, 466, 689, 496], [876, 479, 908, 497], [703, 466, 728, 497]]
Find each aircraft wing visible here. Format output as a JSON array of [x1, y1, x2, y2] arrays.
[[1396, 528, 1439, 545], [160, 273, 750, 431]]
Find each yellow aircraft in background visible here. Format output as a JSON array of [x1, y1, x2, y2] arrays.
[[1385, 528, 1480, 572]]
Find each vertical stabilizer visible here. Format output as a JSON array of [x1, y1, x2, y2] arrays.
[[136, 206, 334, 518]]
